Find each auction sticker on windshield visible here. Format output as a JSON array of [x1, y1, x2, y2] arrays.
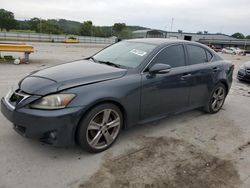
[[130, 49, 147, 56]]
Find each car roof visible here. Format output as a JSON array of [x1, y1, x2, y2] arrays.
[[125, 38, 198, 46]]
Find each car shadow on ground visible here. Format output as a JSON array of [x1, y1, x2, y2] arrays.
[[4, 108, 204, 158], [25, 110, 207, 156]]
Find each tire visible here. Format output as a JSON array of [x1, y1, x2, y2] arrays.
[[77, 103, 123, 153], [204, 83, 227, 114]]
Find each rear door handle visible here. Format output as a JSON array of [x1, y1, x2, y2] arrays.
[[181, 73, 192, 80]]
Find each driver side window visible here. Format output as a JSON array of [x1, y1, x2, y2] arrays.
[[151, 45, 186, 68]]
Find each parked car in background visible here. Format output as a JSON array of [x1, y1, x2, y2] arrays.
[[1, 39, 234, 152], [207, 44, 221, 52], [222, 47, 246, 55], [64, 37, 80, 43], [235, 47, 246, 55], [238, 61, 250, 82]]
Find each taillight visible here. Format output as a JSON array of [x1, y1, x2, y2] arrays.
[[230, 64, 235, 72]]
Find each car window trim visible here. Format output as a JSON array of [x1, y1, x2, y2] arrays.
[[205, 49, 214, 62], [185, 44, 214, 65], [141, 43, 186, 73]]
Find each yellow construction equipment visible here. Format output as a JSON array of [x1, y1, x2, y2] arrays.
[[0, 43, 34, 63]]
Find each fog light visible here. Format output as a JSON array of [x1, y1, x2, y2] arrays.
[[49, 131, 57, 140]]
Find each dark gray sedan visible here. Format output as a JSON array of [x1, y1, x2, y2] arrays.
[[1, 39, 234, 152], [238, 61, 250, 82]]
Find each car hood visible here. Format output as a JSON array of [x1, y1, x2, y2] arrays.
[[243, 61, 250, 69], [19, 60, 127, 95]]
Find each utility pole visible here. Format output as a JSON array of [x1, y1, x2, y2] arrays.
[[244, 38, 247, 51], [170, 18, 174, 32], [40, 18, 42, 33]]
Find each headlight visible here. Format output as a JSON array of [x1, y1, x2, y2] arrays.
[[239, 65, 246, 72], [30, 94, 76, 109]]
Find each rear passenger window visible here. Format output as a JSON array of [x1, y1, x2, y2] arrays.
[[151, 45, 185, 68], [186, 45, 207, 65], [206, 50, 213, 62]]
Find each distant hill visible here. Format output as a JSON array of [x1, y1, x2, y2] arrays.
[[58, 19, 82, 34], [17, 19, 149, 35]]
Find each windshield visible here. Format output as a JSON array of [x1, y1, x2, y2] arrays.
[[93, 41, 156, 68]]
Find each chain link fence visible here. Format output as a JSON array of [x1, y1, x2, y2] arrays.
[[0, 32, 117, 44]]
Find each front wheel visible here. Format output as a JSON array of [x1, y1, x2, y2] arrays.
[[204, 83, 226, 114], [77, 103, 123, 153]]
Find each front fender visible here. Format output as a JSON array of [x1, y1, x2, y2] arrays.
[[65, 74, 142, 127]]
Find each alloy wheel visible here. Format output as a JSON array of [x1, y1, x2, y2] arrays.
[[211, 86, 225, 111], [86, 109, 121, 150]]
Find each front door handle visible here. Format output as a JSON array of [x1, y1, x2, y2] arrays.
[[212, 67, 221, 72], [181, 73, 192, 80]]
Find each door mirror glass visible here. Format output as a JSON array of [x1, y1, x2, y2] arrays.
[[149, 63, 171, 74]]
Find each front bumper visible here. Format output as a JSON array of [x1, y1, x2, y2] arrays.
[[1, 98, 84, 146], [237, 70, 250, 82]]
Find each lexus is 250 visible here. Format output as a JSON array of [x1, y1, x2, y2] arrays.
[[1, 39, 234, 152]]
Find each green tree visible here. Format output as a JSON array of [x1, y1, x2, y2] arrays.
[[58, 19, 81, 35], [17, 20, 31, 30], [29, 17, 41, 32], [246, 35, 250, 39], [231, 32, 245, 39], [79, 21, 93, 36], [37, 19, 61, 34], [112, 23, 132, 39], [100, 26, 113, 37], [93, 26, 106, 37], [119, 28, 132, 39], [112, 23, 126, 36], [0, 9, 17, 31]]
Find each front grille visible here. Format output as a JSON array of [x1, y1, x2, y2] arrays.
[[246, 69, 250, 75], [10, 92, 24, 104], [5, 89, 30, 108]]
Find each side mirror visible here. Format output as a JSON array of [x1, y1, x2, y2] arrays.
[[149, 63, 171, 74]]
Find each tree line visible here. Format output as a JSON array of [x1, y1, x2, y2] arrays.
[[1, 8, 249, 39], [0, 9, 147, 39], [231, 32, 250, 39]]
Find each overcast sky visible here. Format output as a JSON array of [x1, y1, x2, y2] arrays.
[[2, 0, 250, 35]]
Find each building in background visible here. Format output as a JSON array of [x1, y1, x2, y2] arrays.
[[132, 29, 250, 52]]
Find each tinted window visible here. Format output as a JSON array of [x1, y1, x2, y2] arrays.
[[187, 45, 207, 65], [151, 45, 185, 68], [206, 50, 213, 62]]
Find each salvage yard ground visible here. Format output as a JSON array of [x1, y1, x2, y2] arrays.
[[0, 42, 250, 188]]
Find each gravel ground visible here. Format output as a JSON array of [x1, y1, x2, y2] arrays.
[[0, 42, 250, 188]]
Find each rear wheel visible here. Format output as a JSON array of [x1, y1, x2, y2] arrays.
[[204, 83, 226, 114], [77, 103, 123, 153]]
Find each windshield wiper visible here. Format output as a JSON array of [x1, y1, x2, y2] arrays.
[[89, 57, 125, 69], [98, 61, 122, 68]]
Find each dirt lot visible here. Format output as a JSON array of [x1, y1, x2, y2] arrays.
[[0, 42, 250, 188]]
